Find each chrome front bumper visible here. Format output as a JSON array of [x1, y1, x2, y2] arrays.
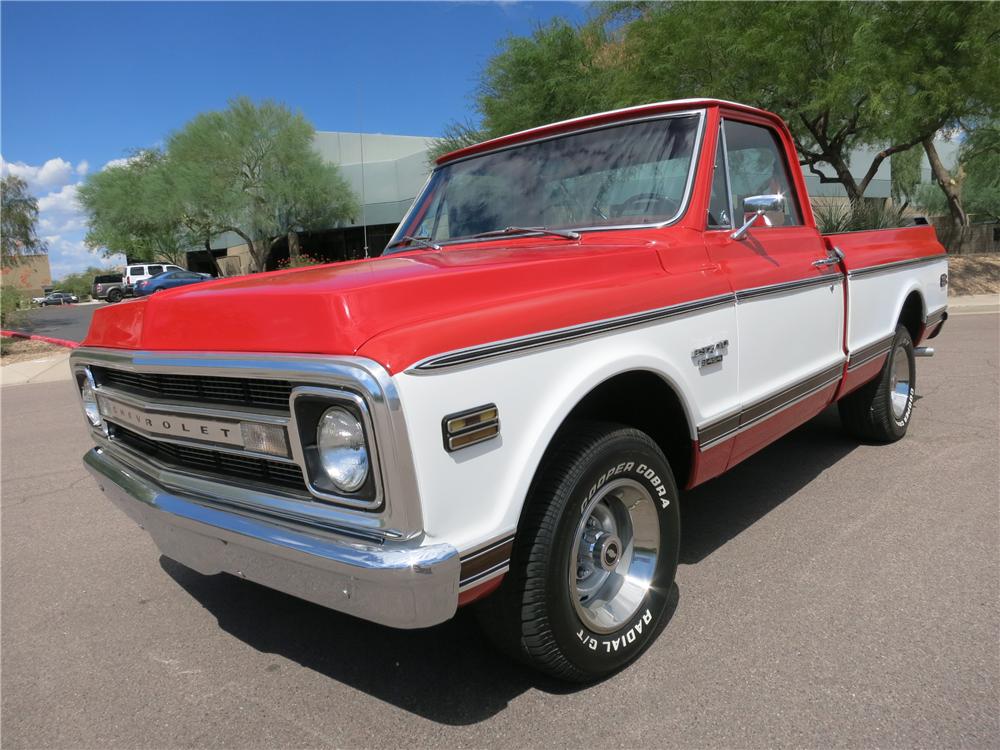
[[84, 447, 460, 629]]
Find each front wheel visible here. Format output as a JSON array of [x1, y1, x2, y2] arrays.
[[477, 422, 680, 682], [839, 324, 916, 442]]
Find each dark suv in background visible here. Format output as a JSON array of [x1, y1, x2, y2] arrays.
[[92, 273, 125, 303]]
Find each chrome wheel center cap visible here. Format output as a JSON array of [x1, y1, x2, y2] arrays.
[[596, 534, 622, 571]]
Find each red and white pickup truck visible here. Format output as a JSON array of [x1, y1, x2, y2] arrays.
[[72, 99, 947, 681]]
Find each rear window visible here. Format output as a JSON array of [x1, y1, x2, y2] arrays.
[[127, 266, 144, 276], [94, 274, 121, 284]]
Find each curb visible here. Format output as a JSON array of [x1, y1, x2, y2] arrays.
[[1, 330, 80, 349]]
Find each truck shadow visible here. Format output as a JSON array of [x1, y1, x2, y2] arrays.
[[161, 405, 857, 725], [679, 406, 857, 564]]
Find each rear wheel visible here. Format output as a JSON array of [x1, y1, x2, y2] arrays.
[[107, 288, 123, 304], [839, 324, 916, 442], [477, 421, 680, 682]]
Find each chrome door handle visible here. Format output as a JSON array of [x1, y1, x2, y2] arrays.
[[812, 246, 845, 268]]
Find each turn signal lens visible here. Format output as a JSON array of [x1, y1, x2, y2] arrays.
[[80, 370, 102, 427], [240, 422, 290, 458]]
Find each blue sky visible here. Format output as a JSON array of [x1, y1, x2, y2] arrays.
[[1, 1, 588, 278]]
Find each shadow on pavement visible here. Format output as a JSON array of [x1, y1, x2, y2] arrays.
[[680, 406, 856, 564], [161, 556, 591, 724], [163, 405, 856, 724]]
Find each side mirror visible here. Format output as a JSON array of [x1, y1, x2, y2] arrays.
[[731, 194, 785, 241]]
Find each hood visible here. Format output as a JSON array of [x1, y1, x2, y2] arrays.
[[83, 235, 701, 373]]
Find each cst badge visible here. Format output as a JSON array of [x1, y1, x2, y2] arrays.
[[692, 339, 729, 368]]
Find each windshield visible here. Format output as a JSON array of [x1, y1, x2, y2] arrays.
[[392, 114, 701, 248]]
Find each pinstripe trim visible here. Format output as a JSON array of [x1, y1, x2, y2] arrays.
[[698, 362, 844, 450], [847, 255, 946, 279], [459, 534, 515, 589], [735, 272, 842, 301], [847, 334, 894, 371], [410, 272, 847, 373], [410, 293, 736, 372]]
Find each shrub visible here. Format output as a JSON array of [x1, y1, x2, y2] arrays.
[[1, 287, 26, 328], [276, 254, 324, 270], [813, 200, 908, 234]]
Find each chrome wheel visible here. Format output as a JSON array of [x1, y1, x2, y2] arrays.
[[889, 344, 912, 420], [570, 478, 660, 633]]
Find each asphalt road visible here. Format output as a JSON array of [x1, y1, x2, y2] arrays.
[[10, 302, 106, 342], [2, 312, 997, 749]]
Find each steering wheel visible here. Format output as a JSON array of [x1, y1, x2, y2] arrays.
[[612, 193, 680, 219]]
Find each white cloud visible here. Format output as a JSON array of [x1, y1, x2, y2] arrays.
[[47, 234, 124, 281], [0, 154, 76, 191], [37, 183, 81, 216], [102, 156, 137, 171], [76, 160, 90, 176]]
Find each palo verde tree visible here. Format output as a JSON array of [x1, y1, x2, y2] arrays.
[[77, 149, 189, 266], [1, 175, 48, 263], [166, 97, 359, 272]]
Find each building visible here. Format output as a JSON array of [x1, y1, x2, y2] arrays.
[[191, 131, 435, 275], [1, 254, 53, 299]]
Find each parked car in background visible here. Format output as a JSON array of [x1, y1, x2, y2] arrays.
[[92, 273, 126, 303], [133, 270, 211, 296], [123, 263, 184, 295], [40, 291, 78, 306]]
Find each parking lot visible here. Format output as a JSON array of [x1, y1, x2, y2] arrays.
[[1, 312, 997, 749], [7, 301, 106, 343]]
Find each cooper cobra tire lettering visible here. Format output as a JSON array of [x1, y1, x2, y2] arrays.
[[576, 609, 653, 653], [476, 420, 680, 682]]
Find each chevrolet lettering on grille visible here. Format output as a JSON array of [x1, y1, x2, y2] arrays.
[[98, 395, 244, 447]]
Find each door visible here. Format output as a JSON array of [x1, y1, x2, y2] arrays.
[[704, 118, 845, 465]]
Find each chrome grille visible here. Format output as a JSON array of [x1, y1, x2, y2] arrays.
[[110, 423, 307, 493], [94, 366, 293, 410]]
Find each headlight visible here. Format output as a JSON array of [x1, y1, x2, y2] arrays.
[[316, 406, 369, 492], [80, 369, 102, 427]]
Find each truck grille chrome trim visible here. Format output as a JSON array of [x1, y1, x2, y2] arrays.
[[70, 348, 425, 540], [94, 366, 294, 410], [110, 423, 308, 494]]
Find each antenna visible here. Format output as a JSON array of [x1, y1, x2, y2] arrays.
[[358, 85, 369, 259]]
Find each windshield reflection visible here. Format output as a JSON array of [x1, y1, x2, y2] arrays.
[[392, 114, 701, 249]]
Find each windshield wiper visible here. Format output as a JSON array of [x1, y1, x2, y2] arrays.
[[471, 226, 581, 241], [384, 235, 442, 253]]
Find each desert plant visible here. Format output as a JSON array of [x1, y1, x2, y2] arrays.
[[813, 200, 908, 234]]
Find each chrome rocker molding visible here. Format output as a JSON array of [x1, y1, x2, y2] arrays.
[[458, 534, 515, 590], [70, 348, 424, 540], [698, 362, 844, 449], [83, 447, 460, 629], [847, 334, 895, 371]]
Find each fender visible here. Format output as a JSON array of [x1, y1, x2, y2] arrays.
[[392, 336, 724, 556]]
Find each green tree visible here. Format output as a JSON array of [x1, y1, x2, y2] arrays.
[[77, 149, 188, 266], [478, 19, 620, 136], [467, 1, 998, 214], [866, 2, 999, 226], [1, 176, 48, 263], [166, 97, 359, 272]]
